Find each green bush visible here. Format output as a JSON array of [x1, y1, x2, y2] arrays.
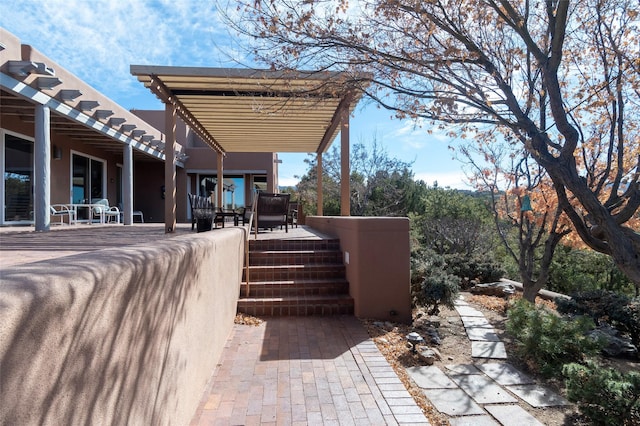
[[443, 253, 504, 287], [411, 250, 460, 315], [557, 291, 640, 350], [420, 269, 460, 315], [613, 298, 640, 350], [506, 299, 604, 377], [563, 360, 640, 425]]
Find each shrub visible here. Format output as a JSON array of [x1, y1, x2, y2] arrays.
[[412, 250, 460, 315], [506, 299, 604, 377], [612, 297, 640, 350], [443, 253, 504, 287], [556, 290, 630, 321], [563, 360, 640, 425], [420, 269, 460, 315], [557, 291, 640, 350]]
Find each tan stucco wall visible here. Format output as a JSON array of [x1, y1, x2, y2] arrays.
[[0, 228, 245, 425], [306, 216, 412, 323]]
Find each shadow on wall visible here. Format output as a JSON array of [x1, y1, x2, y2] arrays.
[[0, 232, 242, 425]]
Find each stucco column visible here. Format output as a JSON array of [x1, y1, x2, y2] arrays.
[[217, 153, 224, 209], [340, 107, 350, 216], [317, 153, 323, 216], [165, 103, 177, 233], [34, 104, 50, 231], [123, 143, 133, 225]]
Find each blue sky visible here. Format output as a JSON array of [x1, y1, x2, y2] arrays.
[[0, 0, 471, 189]]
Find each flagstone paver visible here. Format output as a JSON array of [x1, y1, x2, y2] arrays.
[[460, 316, 492, 328], [444, 364, 482, 375], [506, 384, 570, 407], [448, 415, 500, 426], [455, 305, 485, 317], [464, 326, 501, 341], [477, 363, 535, 385], [449, 374, 518, 404], [406, 366, 458, 389], [484, 404, 545, 426], [471, 341, 508, 359], [422, 388, 485, 416]]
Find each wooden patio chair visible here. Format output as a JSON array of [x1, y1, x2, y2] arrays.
[[255, 192, 290, 236]]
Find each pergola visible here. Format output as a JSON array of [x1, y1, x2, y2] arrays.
[[130, 66, 368, 232]]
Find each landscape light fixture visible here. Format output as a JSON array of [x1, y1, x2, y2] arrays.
[[406, 332, 424, 353]]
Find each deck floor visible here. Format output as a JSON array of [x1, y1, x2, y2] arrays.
[[0, 223, 331, 268]]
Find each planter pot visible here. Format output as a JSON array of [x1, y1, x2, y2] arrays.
[[196, 217, 213, 233]]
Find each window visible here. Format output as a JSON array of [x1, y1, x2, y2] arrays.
[[198, 174, 246, 209], [71, 153, 105, 204], [3, 133, 33, 223]]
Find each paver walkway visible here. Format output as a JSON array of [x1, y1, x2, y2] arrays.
[[407, 296, 569, 425], [191, 316, 430, 425]]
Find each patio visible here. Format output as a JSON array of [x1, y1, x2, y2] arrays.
[[0, 223, 328, 268], [0, 224, 426, 424]]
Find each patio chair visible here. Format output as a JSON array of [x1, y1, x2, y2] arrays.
[[287, 201, 299, 228], [118, 203, 144, 223], [50, 204, 76, 225], [239, 205, 253, 225], [255, 192, 290, 234], [90, 198, 120, 223]]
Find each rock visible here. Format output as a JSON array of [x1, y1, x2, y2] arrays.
[[588, 325, 638, 358], [424, 327, 442, 345], [418, 348, 437, 365], [429, 316, 441, 327], [470, 282, 516, 297]]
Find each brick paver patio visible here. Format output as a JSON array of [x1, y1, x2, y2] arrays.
[[190, 316, 429, 426]]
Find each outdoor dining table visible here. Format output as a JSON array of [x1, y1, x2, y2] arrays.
[[68, 203, 106, 224], [215, 210, 240, 227]]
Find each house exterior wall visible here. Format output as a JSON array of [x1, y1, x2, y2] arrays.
[[0, 227, 246, 425], [0, 29, 167, 225], [306, 216, 412, 323], [0, 30, 278, 226]]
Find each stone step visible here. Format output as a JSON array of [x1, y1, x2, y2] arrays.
[[240, 278, 349, 298], [244, 264, 346, 281], [237, 294, 354, 316], [248, 249, 343, 266]]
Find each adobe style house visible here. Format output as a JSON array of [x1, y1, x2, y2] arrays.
[[0, 28, 412, 425], [0, 29, 278, 228]]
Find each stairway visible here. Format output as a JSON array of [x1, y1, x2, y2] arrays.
[[238, 239, 354, 316]]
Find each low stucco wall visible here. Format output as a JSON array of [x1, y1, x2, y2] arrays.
[[0, 228, 245, 425], [306, 216, 412, 323]]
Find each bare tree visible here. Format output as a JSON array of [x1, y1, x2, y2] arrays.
[[223, 0, 640, 289], [461, 141, 572, 301]]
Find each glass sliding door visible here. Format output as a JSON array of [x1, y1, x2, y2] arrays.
[[72, 153, 105, 203], [3, 133, 34, 223], [198, 174, 246, 209], [71, 153, 105, 220], [72, 154, 89, 204]]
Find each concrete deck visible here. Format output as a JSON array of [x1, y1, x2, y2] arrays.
[[0, 223, 330, 268]]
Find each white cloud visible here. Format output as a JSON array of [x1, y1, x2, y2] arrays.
[[0, 0, 234, 107], [414, 171, 472, 190], [278, 176, 300, 188]]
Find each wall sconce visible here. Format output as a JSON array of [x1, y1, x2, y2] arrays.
[[53, 145, 62, 160]]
